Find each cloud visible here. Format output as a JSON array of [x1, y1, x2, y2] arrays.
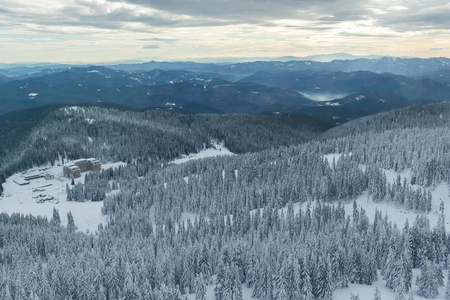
[[430, 47, 444, 51], [339, 32, 400, 38], [1, 0, 450, 62], [2, 0, 450, 35], [140, 38, 177, 43], [143, 44, 160, 49], [373, 1, 450, 32]]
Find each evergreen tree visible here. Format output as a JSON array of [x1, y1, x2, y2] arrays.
[[351, 293, 360, 300], [417, 259, 439, 298], [446, 270, 450, 300], [67, 211, 77, 232], [373, 287, 382, 300], [195, 273, 207, 300], [51, 207, 61, 226]]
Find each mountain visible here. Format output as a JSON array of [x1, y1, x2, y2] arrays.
[[241, 70, 450, 105], [0, 105, 331, 178], [240, 70, 413, 97], [3, 56, 450, 81], [0, 66, 315, 115], [0, 63, 73, 78], [169, 53, 384, 63], [320, 101, 450, 140], [3, 63, 450, 125], [0, 73, 11, 83], [418, 69, 450, 84], [112, 57, 450, 77], [0, 101, 448, 300], [17, 66, 234, 86]]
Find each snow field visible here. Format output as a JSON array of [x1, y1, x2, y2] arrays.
[[334, 270, 448, 300], [170, 141, 234, 164], [0, 161, 126, 233]]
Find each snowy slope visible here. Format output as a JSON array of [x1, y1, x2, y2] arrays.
[[322, 153, 450, 230], [170, 141, 234, 164], [0, 161, 125, 233], [334, 270, 448, 300]]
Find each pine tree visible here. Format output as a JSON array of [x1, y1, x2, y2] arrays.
[[445, 269, 450, 300], [351, 293, 360, 300], [195, 273, 207, 300], [373, 286, 382, 300], [395, 285, 405, 300], [67, 211, 77, 232], [417, 259, 438, 298], [51, 207, 61, 226]]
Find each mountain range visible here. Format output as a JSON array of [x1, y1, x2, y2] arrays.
[[1, 56, 450, 124]]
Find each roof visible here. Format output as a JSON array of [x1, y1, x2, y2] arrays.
[[73, 159, 87, 163], [64, 164, 80, 171], [14, 177, 30, 185]]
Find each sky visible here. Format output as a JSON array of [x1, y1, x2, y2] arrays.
[[0, 0, 450, 63]]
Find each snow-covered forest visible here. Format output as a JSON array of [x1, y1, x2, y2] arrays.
[[0, 102, 449, 299]]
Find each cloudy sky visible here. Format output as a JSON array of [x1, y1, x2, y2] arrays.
[[1, 0, 449, 63]]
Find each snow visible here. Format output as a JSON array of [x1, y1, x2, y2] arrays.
[[287, 154, 450, 299], [170, 141, 234, 165], [364, 167, 450, 230], [322, 153, 449, 230], [85, 118, 95, 124], [322, 152, 352, 167], [383, 167, 412, 184], [180, 267, 449, 300], [28, 93, 38, 97], [87, 70, 99, 73], [62, 106, 85, 114], [334, 270, 448, 300], [0, 161, 126, 233], [185, 284, 254, 300], [324, 102, 341, 106], [310, 184, 449, 299]]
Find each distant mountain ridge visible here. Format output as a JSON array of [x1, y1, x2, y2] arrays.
[[0, 66, 314, 115], [110, 57, 450, 77], [2, 56, 450, 80], [2, 60, 450, 124]]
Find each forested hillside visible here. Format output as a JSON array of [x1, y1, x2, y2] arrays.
[[0, 106, 330, 186], [0, 102, 449, 299], [317, 102, 450, 187]]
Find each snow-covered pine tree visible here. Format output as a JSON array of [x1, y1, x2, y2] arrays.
[[417, 259, 439, 298], [194, 273, 207, 300], [373, 287, 382, 300]]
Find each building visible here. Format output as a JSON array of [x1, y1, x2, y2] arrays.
[[63, 158, 101, 178], [87, 158, 101, 171], [23, 171, 45, 181], [14, 177, 30, 186], [63, 164, 81, 178], [45, 173, 54, 180]]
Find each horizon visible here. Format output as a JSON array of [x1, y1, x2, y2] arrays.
[[1, 0, 450, 63], [2, 53, 450, 66]]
